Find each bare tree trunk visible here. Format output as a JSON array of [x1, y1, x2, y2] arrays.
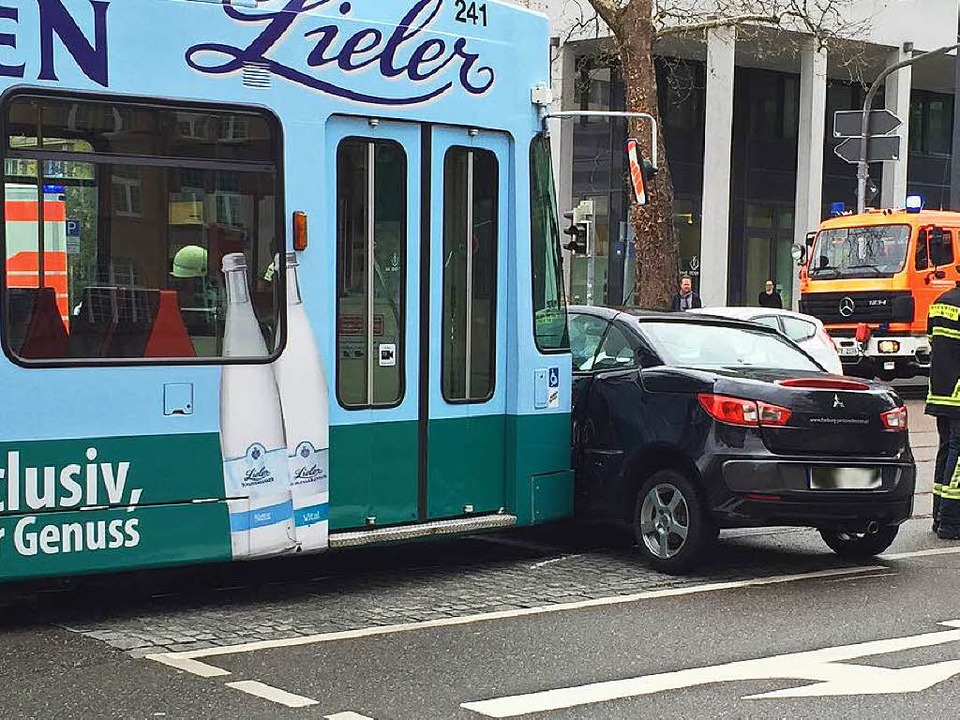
[[614, 0, 679, 310]]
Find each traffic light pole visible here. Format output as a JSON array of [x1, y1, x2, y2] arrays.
[[543, 111, 659, 170], [857, 40, 960, 214], [585, 220, 594, 306]]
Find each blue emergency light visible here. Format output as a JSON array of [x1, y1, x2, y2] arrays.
[[905, 195, 924, 213], [829, 202, 845, 217]]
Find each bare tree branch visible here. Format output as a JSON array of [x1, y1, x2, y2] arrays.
[[657, 13, 780, 35]]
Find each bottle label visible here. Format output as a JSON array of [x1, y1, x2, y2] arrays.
[[289, 441, 329, 495], [223, 442, 290, 498], [230, 498, 294, 533]]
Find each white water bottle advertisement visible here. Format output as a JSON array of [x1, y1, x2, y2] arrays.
[[219, 253, 297, 559], [274, 252, 330, 552]]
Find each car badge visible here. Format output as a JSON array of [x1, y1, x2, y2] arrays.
[[833, 394, 845, 409], [839, 297, 856, 318]]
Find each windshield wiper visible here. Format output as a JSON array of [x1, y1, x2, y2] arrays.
[[845, 264, 887, 277], [810, 267, 841, 278]]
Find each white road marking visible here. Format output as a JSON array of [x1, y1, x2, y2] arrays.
[[147, 565, 882, 678], [461, 620, 960, 717], [881, 546, 960, 561], [824, 571, 899, 584], [225, 680, 318, 708], [144, 653, 231, 678], [325, 713, 376, 719]]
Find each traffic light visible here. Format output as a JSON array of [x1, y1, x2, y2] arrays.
[[563, 210, 588, 254]]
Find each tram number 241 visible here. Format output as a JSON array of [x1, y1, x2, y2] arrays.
[[455, 0, 489, 26]]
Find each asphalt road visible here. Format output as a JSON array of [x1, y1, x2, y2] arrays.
[[0, 396, 955, 720]]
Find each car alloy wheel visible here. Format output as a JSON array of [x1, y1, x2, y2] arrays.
[[632, 469, 715, 574], [639, 483, 690, 560]]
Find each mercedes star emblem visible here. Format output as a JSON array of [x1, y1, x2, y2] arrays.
[[839, 297, 856, 318]]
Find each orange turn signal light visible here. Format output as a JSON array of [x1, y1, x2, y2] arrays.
[[293, 211, 308, 251]]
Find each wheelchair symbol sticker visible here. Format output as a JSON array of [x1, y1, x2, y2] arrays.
[[548, 367, 560, 408]]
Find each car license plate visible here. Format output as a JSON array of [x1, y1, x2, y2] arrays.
[[838, 347, 859, 357], [809, 467, 881, 490]]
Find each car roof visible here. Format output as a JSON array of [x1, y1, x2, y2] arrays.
[[567, 305, 780, 332], [690, 306, 824, 325]]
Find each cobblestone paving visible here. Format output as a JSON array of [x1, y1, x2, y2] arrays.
[[0, 396, 928, 660], [0, 524, 855, 657]]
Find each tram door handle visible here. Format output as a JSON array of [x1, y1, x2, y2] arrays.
[[163, 383, 194, 416]]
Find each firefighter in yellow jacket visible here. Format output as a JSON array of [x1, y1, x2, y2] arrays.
[[927, 282, 960, 539]]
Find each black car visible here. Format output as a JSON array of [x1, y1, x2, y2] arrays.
[[570, 305, 916, 573]]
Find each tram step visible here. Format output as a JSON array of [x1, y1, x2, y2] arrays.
[[329, 513, 518, 548]]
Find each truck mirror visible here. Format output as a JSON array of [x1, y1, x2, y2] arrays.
[[805, 231, 816, 246], [791, 243, 806, 264]]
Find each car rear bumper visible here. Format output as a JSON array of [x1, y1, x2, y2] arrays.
[[710, 457, 915, 530]]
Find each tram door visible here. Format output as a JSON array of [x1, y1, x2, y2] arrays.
[[328, 118, 422, 529], [425, 127, 509, 519]]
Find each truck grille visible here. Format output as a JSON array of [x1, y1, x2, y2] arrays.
[[799, 291, 914, 325]]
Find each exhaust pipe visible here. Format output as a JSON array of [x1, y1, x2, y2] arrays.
[[866, 521, 880, 535]]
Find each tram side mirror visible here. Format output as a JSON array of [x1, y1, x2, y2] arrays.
[[805, 231, 816, 246], [791, 243, 807, 264]]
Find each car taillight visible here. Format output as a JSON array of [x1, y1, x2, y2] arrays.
[[758, 402, 792, 426], [881, 406, 908, 431], [697, 394, 792, 428]]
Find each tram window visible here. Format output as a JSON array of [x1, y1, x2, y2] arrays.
[[441, 147, 498, 403], [335, 138, 406, 409], [1, 93, 282, 364], [530, 135, 569, 353]]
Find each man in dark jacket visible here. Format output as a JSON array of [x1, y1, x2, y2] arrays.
[[926, 281, 960, 539], [670, 275, 702, 312], [757, 280, 783, 309]]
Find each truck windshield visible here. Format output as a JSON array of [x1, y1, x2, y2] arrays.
[[809, 224, 910, 279]]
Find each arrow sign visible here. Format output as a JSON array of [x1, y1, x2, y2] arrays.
[[834, 135, 901, 164], [834, 109, 902, 138], [462, 620, 960, 717]]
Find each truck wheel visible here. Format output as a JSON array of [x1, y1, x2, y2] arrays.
[[632, 470, 715, 574], [819, 525, 898, 560]]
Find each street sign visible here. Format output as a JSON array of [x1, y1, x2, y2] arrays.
[[833, 109, 902, 138], [66, 219, 81, 237], [834, 135, 901, 164]]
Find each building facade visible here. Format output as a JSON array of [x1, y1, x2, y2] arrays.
[[516, 0, 960, 308]]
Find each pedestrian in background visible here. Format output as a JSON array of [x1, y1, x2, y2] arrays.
[[926, 280, 960, 539], [757, 280, 783, 309], [670, 275, 701, 312]]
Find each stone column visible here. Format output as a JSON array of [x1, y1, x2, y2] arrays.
[[793, 37, 827, 310], [699, 25, 736, 307], [881, 46, 912, 209]]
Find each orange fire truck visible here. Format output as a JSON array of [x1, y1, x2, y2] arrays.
[[796, 197, 959, 380]]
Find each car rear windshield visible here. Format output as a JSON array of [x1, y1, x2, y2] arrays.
[[639, 321, 820, 371]]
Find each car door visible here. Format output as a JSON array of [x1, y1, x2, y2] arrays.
[[575, 319, 644, 517]]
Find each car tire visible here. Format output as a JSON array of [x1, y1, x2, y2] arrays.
[[632, 469, 714, 574], [819, 526, 899, 560]]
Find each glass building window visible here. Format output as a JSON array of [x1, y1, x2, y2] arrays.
[[2, 93, 282, 364], [910, 91, 954, 156], [335, 138, 406, 409], [441, 147, 498, 403]]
